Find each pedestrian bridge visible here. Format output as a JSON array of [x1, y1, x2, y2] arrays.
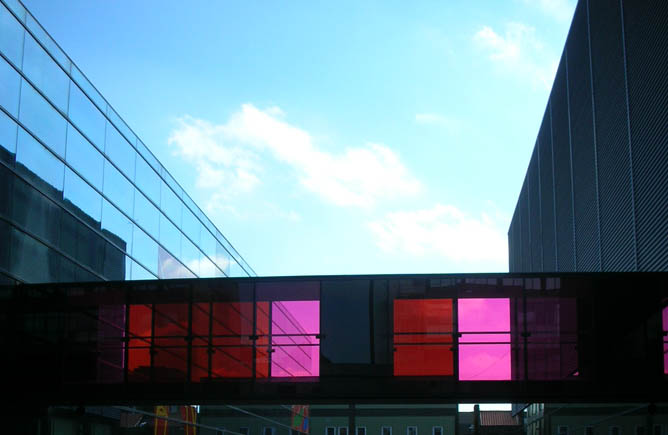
[[1, 273, 666, 405]]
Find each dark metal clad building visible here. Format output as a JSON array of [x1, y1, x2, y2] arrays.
[[508, 0, 668, 273]]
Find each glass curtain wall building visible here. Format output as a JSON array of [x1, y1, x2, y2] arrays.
[[0, 0, 256, 285], [507, 0, 668, 273]]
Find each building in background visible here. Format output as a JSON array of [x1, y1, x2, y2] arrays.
[[508, 0, 668, 434], [0, 0, 255, 285], [507, 0, 668, 274]]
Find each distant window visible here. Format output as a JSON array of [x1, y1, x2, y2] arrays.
[[636, 427, 645, 435], [407, 427, 418, 435], [382, 427, 392, 435], [326, 427, 336, 435], [609, 427, 621, 435], [264, 427, 275, 435], [558, 426, 568, 435], [585, 427, 594, 435], [240, 428, 249, 435], [339, 427, 348, 435], [357, 427, 367, 435], [433, 426, 443, 435]]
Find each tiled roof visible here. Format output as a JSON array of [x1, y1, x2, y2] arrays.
[[480, 411, 520, 426]]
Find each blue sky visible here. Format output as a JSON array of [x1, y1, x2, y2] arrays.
[[24, 0, 576, 277]]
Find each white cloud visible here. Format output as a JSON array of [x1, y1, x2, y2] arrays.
[[521, 0, 576, 22], [169, 104, 421, 209], [473, 22, 558, 90], [415, 113, 462, 131], [368, 204, 508, 269]]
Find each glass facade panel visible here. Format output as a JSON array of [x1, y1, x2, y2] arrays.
[[65, 123, 103, 190], [21, 33, 69, 112], [59, 211, 105, 275], [24, 13, 70, 71], [9, 227, 59, 283], [159, 212, 181, 259], [15, 128, 64, 193], [135, 155, 160, 204], [130, 258, 155, 280], [0, 55, 20, 116], [101, 199, 133, 254], [158, 246, 193, 279], [182, 206, 201, 247], [18, 80, 66, 157], [104, 121, 136, 180], [69, 65, 106, 112], [160, 180, 181, 227], [11, 176, 61, 246], [180, 234, 200, 277], [102, 160, 133, 215], [198, 253, 217, 278], [68, 82, 105, 149], [200, 227, 216, 264], [106, 106, 136, 145], [133, 189, 159, 239], [132, 226, 158, 275], [63, 167, 102, 223], [0, 109, 17, 163], [0, 3, 24, 66], [215, 241, 231, 276], [136, 139, 160, 172]]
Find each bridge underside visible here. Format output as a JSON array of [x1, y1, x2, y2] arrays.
[[2, 273, 666, 406]]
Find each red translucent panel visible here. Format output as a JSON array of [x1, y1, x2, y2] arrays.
[[128, 338, 150, 381], [458, 298, 511, 381], [211, 346, 253, 378], [154, 304, 188, 338], [212, 302, 253, 337], [191, 346, 209, 382], [393, 299, 454, 376], [256, 347, 270, 378], [129, 304, 151, 338], [663, 305, 667, 375], [153, 346, 187, 381], [192, 303, 210, 337]]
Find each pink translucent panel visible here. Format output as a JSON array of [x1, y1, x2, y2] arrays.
[[459, 344, 511, 380], [663, 305, 667, 375], [458, 298, 511, 381], [458, 299, 510, 332], [271, 301, 319, 377]]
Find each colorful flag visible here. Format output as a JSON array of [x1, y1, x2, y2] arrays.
[[154, 406, 169, 435], [291, 405, 310, 434]]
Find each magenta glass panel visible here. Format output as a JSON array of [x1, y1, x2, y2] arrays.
[[663, 304, 667, 375], [97, 305, 125, 383], [458, 298, 511, 380], [271, 301, 319, 377]]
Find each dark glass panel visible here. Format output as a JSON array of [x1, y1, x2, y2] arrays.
[[102, 241, 127, 281], [0, 55, 20, 116], [0, 3, 24, 66], [128, 304, 151, 382], [101, 199, 133, 254], [11, 176, 61, 246], [153, 303, 188, 381], [68, 82, 105, 149], [321, 280, 371, 375], [104, 121, 136, 181], [15, 128, 64, 197], [9, 227, 59, 283], [0, 164, 12, 219], [393, 299, 453, 377], [210, 301, 254, 378], [21, 33, 69, 112], [63, 167, 102, 224], [102, 160, 133, 215], [0, 220, 10, 272], [18, 80, 66, 157], [59, 212, 105, 275], [65, 123, 103, 190], [96, 304, 125, 383], [0, 109, 17, 164]]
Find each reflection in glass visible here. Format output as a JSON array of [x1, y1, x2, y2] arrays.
[[182, 206, 200, 247], [106, 106, 136, 145], [68, 82, 105, 149], [160, 180, 181, 227], [69, 65, 106, 112], [102, 241, 128, 281], [0, 3, 24, 66], [136, 139, 160, 173], [101, 199, 133, 254], [18, 80, 66, 157], [15, 128, 64, 192], [24, 14, 70, 71], [10, 227, 59, 283], [132, 227, 158, 275], [11, 176, 61, 246], [214, 241, 231, 276], [180, 234, 200, 277], [65, 123, 103, 190], [159, 212, 181, 259], [102, 160, 133, 215], [269, 301, 320, 377], [0, 56, 21, 116], [104, 121, 136, 180], [200, 227, 216, 263], [21, 34, 69, 112], [135, 155, 160, 204], [130, 259, 155, 280], [0, 109, 18, 163], [199, 254, 217, 278], [133, 190, 159, 240], [158, 247, 194, 279], [63, 167, 102, 223]]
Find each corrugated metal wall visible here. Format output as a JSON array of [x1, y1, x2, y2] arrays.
[[508, 0, 668, 273]]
